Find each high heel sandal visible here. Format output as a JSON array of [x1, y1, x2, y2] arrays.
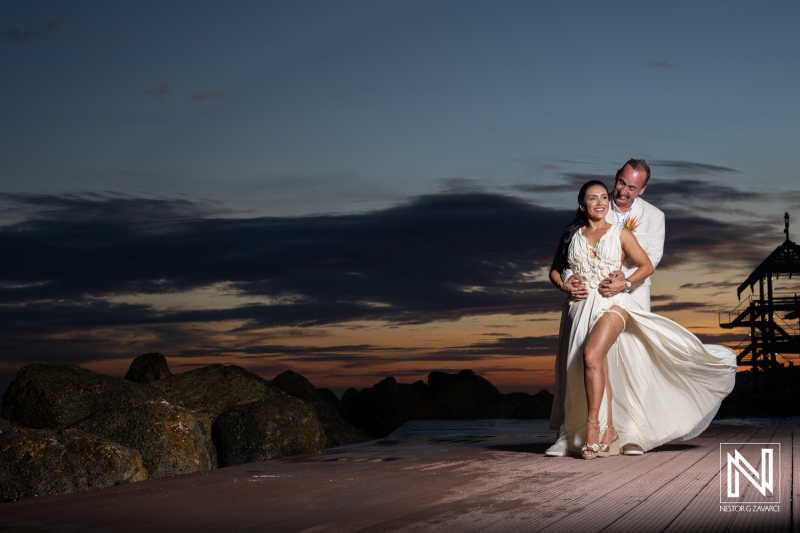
[[598, 425, 620, 457], [582, 420, 601, 460]]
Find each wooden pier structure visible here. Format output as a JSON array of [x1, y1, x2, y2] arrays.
[[0, 419, 795, 532], [720, 213, 800, 370]]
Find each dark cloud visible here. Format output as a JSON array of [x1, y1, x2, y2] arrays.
[[648, 179, 753, 204], [677, 280, 740, 291], [659, 210, 776, 270], [648, 61, 674, 68], [651, 300, 710, 313], [0, 192, 568, 360], [0, 191, 766, 328], [694, 331, 748, 345], [512, 173, 612, 194], [224, 335, 560, 366], [0, 18, 67, 47], [188, 91, 224, 102], [0, 190, 764, 387], [652, 160, 739, 176], [428, 335, 560, 359], [649, 178, 800, 228], [437, 178, 485, 194], [135, 84, 173, 101]]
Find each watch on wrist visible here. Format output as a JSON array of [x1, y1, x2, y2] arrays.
[[624, 278, 632, 292]]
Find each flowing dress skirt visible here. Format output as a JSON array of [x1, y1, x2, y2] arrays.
[[555, 288, 736, 453]]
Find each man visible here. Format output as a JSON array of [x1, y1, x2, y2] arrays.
[[597, 159, 664, 311], [546, 158, 665, 457]]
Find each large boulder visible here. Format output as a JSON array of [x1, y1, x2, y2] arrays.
[[214, 395, 325, 466], [427, 369, 501, 397], [317, 388, 349, 419], [340, 370, 554, 436], [271, 370, 319, 402], [398, 381, 449, 420], [0, 425, 147, 502], [272, 371, 372, 448], [504, 390, 553, 418], [1, 363, 158, 429], [125, 352, 172, 384], [71, 399, 215, 479], [342, 377, 405, 438], [429, 370, 502, 419], [150, 364, 277, 422]]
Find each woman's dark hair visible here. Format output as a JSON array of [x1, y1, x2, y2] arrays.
[[551, 180, 609, 272]]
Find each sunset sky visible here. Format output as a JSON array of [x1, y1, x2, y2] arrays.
[[2, 1, 800, 396]]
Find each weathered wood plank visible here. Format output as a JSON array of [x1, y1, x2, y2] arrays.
[[794, 425, 800, 533], [727, 428, 791, 533], [591, 427, 747, 533], [664, 426, 788, 533]]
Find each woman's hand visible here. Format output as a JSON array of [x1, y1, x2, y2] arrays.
[[566, 274, 588, 300], [550, 269, 588, 300], [599, 270, 626, 297]]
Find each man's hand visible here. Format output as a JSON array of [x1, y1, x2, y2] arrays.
[[599, 270, 626, 298], [566, 274, 588, 300]]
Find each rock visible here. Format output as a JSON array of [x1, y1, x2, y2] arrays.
[[1, 363, 158, 429], [125, 352, 172, 384], [317, 388, 349, 419], [271, 370, 319, 402], [428, 369, 500, 397], [0, 426, 147, 502], [343, 377, 457, 438], [191, 411, 218, 467], [150, 364, 278, 422], [506, 390, 553, 418], [430, 370, 502, 419], [272, 371, 372, 448], [214, 396, 325, 466], [479, 395, 518, 418], [342, 377, 405, 438], [317, 411, 373, 448], [341, 370, 554, 436], [71, 399, 214, 479], [398, 381, 449, 420]]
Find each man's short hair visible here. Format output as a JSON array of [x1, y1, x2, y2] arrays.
[[616, 158, 651, 185]]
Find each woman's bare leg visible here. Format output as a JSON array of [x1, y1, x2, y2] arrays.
[[583, 306, 628, 451], [602, 358, 616, 445]]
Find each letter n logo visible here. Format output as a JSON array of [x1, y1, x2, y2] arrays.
[[727, 449, 772, 497], [720, 443, 780, 504]]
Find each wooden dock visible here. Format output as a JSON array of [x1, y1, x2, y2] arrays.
[[0, 420, 793, 532]]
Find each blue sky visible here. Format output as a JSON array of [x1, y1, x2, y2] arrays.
[[2, 1, 800, 395]]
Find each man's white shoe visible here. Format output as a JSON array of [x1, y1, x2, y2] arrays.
[[622, 443, 644, 455], [545, 443, 567, 457]]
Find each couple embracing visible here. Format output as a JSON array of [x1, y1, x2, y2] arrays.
[[545, 159, 736, 459]]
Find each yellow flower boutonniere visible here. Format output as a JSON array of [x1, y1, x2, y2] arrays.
[[623, 216, 640, 233]]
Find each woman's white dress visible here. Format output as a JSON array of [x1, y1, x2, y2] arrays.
[[554, 224, 736, 453]]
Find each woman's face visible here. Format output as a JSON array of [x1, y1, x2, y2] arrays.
[[580, 185, 609, 220]]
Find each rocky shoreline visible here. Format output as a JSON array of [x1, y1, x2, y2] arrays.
[[0, 354, 553, 503]]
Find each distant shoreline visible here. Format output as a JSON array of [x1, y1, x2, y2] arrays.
[[712, 415, 800, 429]]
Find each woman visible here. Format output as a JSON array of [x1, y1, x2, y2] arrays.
[[549, 180, 736, 459]]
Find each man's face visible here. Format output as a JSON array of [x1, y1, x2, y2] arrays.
[[613, 164, 648, 210]]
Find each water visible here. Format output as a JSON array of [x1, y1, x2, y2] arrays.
[[384, 418, 555, 445], [713, 416, 800, 429], [385, 418, 800, 445]]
